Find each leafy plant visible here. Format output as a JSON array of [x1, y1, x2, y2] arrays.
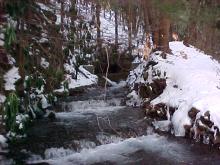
[[35, 77, 45, 90], [4, 25, 16, 50], [4, 93, 19, 132], [6, 0, 29, 19]]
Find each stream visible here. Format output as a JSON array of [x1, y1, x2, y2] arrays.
[[4, 83, 220, 165]]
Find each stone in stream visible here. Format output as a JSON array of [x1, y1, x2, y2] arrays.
[[47, 112, 56, 120]]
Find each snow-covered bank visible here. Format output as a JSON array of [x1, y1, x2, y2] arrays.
[[127, 41, 220, 143], [54, 57, 98, 93]]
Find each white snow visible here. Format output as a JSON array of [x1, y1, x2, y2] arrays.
[[0, 135, 8, 148], [0, 33, 4, 46], [0, 94, 6, 104], [68, 66, 98, 89], [55, 64, 98, 93], [7, 55, 16, 65], [40, 57, 49, 69], [126, 90, 142, 107], [4, 66, 21, 91], [127, 41, 220, 137]]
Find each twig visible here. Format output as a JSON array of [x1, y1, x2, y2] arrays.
[[104, 47, 110, 101], [106, 116, 121, 137], [96, 115, 103, 132]]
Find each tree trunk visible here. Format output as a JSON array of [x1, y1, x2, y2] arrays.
[[96, 2, 102, 58], [115, 9, 118, 48], [158, 15, 170, 53]]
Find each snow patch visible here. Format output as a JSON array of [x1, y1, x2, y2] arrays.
[[0, 94, 6, 104], [0, 135, 8, 148], [40, 57, 49, 69], [4, 66, 21, 91]]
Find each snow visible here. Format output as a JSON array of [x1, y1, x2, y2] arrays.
[[0, 33, 4, 46], [126, 90, 142, 107], [68, 66, 98, 89], [127, 41, 220, 137], [55, 64, 98, 93], [4, 66, 21, 91], [7, 55, 16, 65], [40, 57, 49, 69], [0, 94, 6, 104], [0, 135, 8, 148], [40, 94, 50, 109]]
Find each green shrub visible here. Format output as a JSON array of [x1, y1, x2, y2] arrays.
[[4, 25, 16, 50], [4, 93, 19, 132]]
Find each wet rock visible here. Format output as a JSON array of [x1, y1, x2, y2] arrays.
[[47, 112, 56, 120]]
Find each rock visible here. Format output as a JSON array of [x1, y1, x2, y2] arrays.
[[188, 107, 200, 120], [200, 116, 214, 128], [150, 78, 166, 98], [146, 103, 167, 120], [161, 52, 167, 59], [47, 112, 56, 120], [139, 84, 152, 98], [184, 124, 192, 138], [173, 85, 178, 88], [143, 71, 148, 81]]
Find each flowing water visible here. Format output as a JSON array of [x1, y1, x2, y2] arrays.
[[4, 84, 220, 165]]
